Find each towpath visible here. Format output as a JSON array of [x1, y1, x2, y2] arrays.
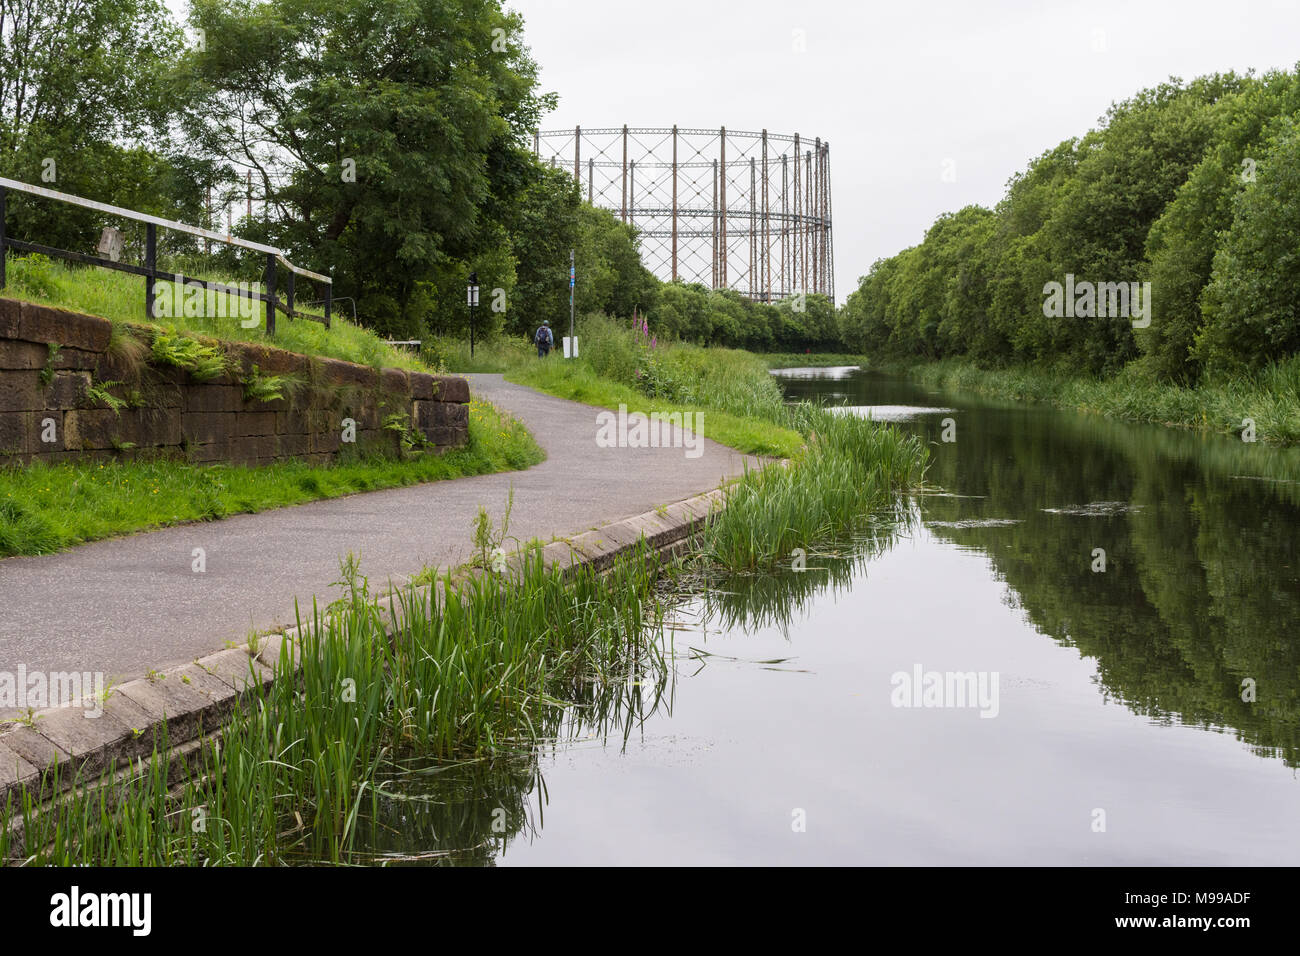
[[0, 374, 752, 700]]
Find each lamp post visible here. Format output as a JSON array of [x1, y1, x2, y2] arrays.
[[568, 249, 575, 358], [467, 271, 479, 357]]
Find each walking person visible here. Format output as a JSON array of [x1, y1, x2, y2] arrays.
[[534, 319, 554, 358]]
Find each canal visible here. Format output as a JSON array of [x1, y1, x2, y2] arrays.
[[377, 366, 1300, 865]]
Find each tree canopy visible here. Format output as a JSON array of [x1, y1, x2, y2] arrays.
[[842, 68, 1300, 380]]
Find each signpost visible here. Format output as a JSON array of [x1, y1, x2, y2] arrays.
[[97, 226, 125, 263], [566, 249, 576, 358], [467, 271, 479, 357]]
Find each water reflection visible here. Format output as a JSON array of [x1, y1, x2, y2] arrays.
[[678, 506, 915, 638], [360, 754, 545, 865], [365, 510, 920, 863], [783, 368, 1300, 769], [370, 367, 1300, 863]]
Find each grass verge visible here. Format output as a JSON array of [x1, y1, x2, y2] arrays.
[[3, 254, 427, 372], [491, 314, 806, 458], [0, 397, 542, 557], [508, 359, 804, 458], [695, 403, 926, 570]]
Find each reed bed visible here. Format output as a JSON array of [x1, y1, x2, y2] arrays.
[[695, 404, 928, 571], [2, 546, 666, 866]]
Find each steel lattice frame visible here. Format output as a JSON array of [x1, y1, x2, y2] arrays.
[[535, 126, 833, 303]]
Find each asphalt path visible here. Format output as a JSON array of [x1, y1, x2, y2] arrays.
[[0, 374, 754, 701]]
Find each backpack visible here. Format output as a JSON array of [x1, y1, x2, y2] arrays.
[[537, 326, 553, 346]]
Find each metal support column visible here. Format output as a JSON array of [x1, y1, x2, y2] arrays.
[[806, 145, 816, 293], [793, 133, 801, 293], [762, 129, 770, 302], [749, 158, 756, 296], [671, 125, 678, 282], [719, 127, 727, 287], [821, 143, 828, 295], [711, 159, 719, 287], [825, 142, 835, 301], [804, 151, 812, 292], [821, 144, 830, 297]]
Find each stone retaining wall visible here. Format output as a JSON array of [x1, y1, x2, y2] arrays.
[[0, 297, 469, 466]]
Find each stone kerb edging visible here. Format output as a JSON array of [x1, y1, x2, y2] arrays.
[[0, 486, 727, 831]]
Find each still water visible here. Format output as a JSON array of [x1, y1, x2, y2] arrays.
[[381, 368, 1300, 865]]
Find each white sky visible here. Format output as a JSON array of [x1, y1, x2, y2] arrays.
[[512, 0, 1300, 300], [165, 0, 1300, 302]]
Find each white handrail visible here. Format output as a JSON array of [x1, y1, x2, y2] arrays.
[[0, 177, 330, 285]]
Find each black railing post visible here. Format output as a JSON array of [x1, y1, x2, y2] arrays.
[[264, 253, 277, 336], [286, 270, 295, 322], [0, 185, 7, 291], [324, 283, 332, 328], [144, 223, 157, 318]]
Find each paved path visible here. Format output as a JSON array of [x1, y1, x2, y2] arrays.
[[0, 375, 753, 697]]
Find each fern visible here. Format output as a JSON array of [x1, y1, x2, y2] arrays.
[[150, 330, 230, 382], [39, 342, 61, 387], [241, 364, 293, 403], [84, 380, 129, 416], [382, 411, 430, 451]]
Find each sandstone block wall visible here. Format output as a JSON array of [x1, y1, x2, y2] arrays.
[[0, 298, 470, 466]]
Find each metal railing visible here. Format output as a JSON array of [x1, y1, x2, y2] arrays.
[[0, 177, 331, 335]]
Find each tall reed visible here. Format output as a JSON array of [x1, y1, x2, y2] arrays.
[[696, 404, 928, 571], [4, 546, 667, 866]]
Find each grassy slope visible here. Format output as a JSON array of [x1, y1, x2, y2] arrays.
[[887, 357, 1300, 446], [3, 254, 426, 371], [448, 316, 806, 458], [506, 359, 804, 458]]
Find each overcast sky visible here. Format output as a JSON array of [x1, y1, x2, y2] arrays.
[[510, 0, 1300, 300]]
